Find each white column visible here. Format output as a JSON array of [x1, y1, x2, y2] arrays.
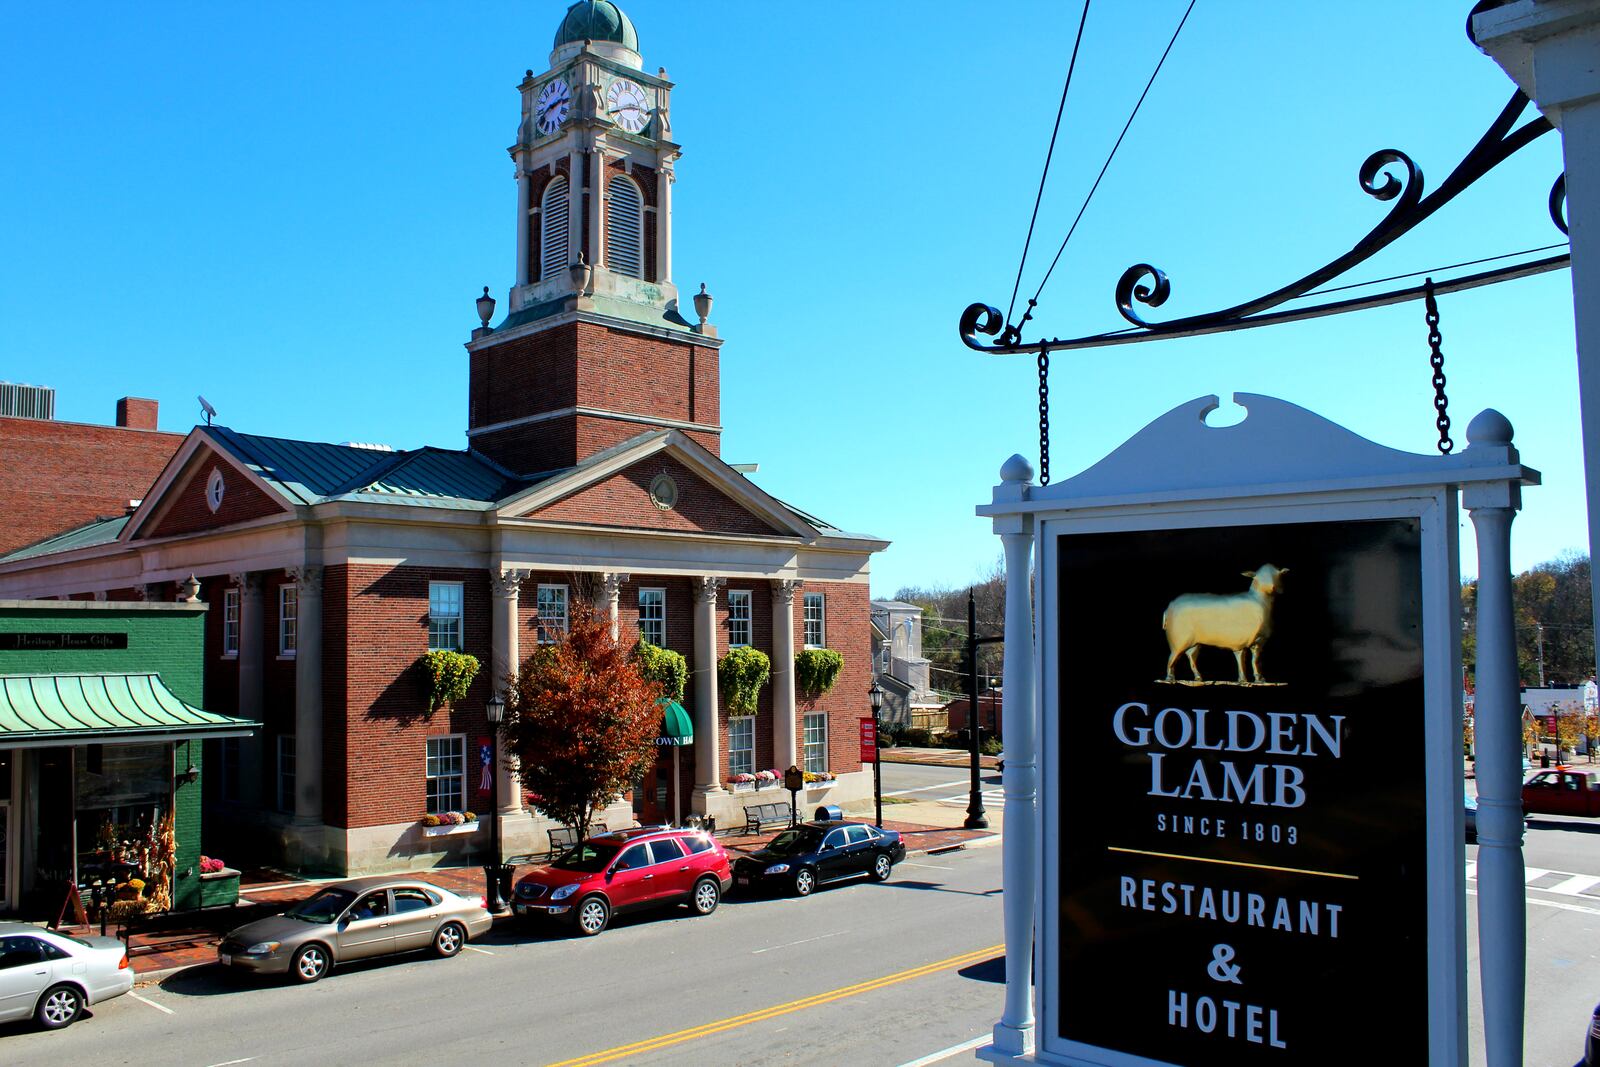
[[692, 576, 725, 797], [289, 565, 323, 827], [601, 572, 630, 642], [232, 572, 266, 809], [1463, 411, 1526, 1067], [491, 568, 525, 815], [568, 148, 583, 268], [990, 456, 1038, 1059], [656, 160, 673, 284], [770, 579, 800, 769], [514, 166, 531, 287], [588, 145, 606, 272]]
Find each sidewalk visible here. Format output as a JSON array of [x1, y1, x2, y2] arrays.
[[880, 746, 1001, 770], [116, 817, 999, 980]]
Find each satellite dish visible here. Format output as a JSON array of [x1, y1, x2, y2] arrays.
[[197, 395, 217, 426]]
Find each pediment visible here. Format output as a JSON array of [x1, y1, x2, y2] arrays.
[[124, 432, 293, 541]]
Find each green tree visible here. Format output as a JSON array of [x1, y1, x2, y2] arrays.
[[1461, 552, 1593, 687]]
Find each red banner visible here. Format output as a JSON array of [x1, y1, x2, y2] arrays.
[[1546, 714, 1559, 736], [859, 718, 877, 763]]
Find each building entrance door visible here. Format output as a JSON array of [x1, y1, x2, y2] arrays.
[[633, 751, 670, 826]]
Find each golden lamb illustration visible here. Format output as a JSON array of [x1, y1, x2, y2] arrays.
[[1161, 564, 1289, 685]]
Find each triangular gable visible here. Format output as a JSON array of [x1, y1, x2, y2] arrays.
[[124, 430, 294, 542], [498, 430, 817, 539]]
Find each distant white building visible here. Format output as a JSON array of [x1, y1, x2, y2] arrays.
[[870, 600, 943, 729]]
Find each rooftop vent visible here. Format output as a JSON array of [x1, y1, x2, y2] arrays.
[[339, 441, 396, 452], [0, 382, 55, 420]]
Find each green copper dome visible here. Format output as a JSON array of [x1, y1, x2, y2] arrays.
[[554, 1, 638, 51]]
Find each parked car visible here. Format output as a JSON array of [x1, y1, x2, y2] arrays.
[[733, 819, 906, 897], [0, 921, 132, 1029], [1583, 999, 1600, 1066], [217, 876, 491, 983], [512, 826, 732, 937], [1523, 767, 1600, 817]]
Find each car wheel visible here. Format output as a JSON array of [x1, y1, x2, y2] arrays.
[[793, 868, 816, 897], [574, 895, 610, 936], [433, 921, 466, 958], [35, 984, 83, 1030], [691, 877, 721, 916], [870, 853, 894, 882], [290, 942, 331, 983]]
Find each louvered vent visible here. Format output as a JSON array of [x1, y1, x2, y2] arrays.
[[606, 176, 643, 278], [0, 382, 55, 420], [540, 175, 570, 282]]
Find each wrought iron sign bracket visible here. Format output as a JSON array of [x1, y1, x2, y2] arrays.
[[961, 90, 1569, 356]]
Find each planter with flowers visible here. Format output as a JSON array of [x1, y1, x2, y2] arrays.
[[420, 811, 480, 837], [803, 770, 838, 792], [727, 769, 784, 793], [198, 855, 241, 908]]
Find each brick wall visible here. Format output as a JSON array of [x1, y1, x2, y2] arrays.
[[533, 454, 781, 536], [145, 446, 285, 538], [797, 582, 870, 778], [116, 397, 159, 430], [0, 415, 182, 555]]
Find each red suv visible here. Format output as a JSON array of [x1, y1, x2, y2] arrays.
[[511, 826, 732, 936]]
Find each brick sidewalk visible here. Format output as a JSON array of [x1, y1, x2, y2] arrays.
[[112, 819, 996, 978]]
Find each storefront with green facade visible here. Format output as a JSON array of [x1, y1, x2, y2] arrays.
[[0, 599, 256, 917]]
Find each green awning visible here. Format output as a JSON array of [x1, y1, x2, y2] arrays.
[[656, 697, 693, 746], [0, 674, 259, 748]]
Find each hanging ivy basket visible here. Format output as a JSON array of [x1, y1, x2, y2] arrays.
[[633, 640, 688, 702], [795, 648, 844, 697], [421, 649, 481, 712], [718, 646, 771, 715]]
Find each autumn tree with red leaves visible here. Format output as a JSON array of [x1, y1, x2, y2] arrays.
[[503, 605, 662, 843]]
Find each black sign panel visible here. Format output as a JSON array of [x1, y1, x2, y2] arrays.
[[1056, 519, 1425, 1065], [0, 632, 129, 651]]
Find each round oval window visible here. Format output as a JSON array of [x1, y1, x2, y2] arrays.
[[206, 468, 226, 513], [649, 473, 678, 511]]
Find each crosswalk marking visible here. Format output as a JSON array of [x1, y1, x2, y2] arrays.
[[1466, 863, 1600, 899], [1548, 873, 1600, 895], [1523, 866, 1551, 882]]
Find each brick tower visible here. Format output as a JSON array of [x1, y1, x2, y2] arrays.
[[466, 1, 722, 477]]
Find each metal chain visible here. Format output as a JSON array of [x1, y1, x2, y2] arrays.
[[1424, 278, 1453, 455], [1037, 343, 1051, 485]]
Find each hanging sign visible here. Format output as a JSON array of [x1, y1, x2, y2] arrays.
[[0, 632, 128, 650], [859, 718, 877, 763]]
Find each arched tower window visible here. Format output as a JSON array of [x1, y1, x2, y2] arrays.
[[540, 174, 570, 282], [606, 175, 643, 278]]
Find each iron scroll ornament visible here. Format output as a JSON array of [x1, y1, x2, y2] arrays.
[[962, 90, 1566, 356]]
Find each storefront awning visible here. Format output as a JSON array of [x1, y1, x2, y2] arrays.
[[656, 697, 693, 746], [0, 673, 259, 748]]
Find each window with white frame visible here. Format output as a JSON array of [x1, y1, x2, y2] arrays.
[[727, 590, 751, 648], [605, 175, 644, 278], [729, 716, 755, 778], [222, 588, 239, 656], [540, 174, 570, 281], [426, 735, 467, 814], [804, 713, 829, 772], [638, 587, 665, 646], [428, 581, 464, 651], [804, 592, 826, 649], [278, 584, 297, 656], [537, 584, 568, 644], [276, 735, 296, 812]]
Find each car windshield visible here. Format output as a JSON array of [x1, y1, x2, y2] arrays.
[[286, 888, 357, 923], [551, 842, 621, 873], [765, 828, 821, 856]]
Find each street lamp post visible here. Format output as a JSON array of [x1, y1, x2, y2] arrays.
[[484, 692, 507, 915], [869, 681, 885, 828]]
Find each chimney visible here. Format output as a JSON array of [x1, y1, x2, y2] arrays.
[[116, 397, 159, 430]]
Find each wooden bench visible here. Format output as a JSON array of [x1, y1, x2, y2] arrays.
[[744, 802, 791, 835]]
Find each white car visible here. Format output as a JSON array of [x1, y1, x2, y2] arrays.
[[0, 921, 133, 1029]]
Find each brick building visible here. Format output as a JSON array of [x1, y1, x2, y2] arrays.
[[0, 1, 886, 875]]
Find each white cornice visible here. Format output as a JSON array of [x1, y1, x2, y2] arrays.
[[467, 405, 722, 439], [123, 429, 296, 541], [463, 306, 723, 353]]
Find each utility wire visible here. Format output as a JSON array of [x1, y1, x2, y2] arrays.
[[1301, 242, 1570, 299], [1006, 0, 1093, 328], [1028, 0, 1197, 308]]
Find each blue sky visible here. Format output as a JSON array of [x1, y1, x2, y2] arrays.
[[0, 2, 1580, 596]]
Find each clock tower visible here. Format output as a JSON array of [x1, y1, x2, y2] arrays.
[[466, 1, 723, 476]]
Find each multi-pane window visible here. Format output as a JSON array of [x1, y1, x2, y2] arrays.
[[804, 713, 829, 772], [278, 584, 297, 656], [222, 588, 240, 656], [804, 592, 826, 649], [537, 584, 568, 644], [428, 581, 464, 651], [426, 735, 467, 814], [638, 588, 666, 646], [277, 735, 296, 812], [727, 590, 752, 647], [729, 717, 754, 777]]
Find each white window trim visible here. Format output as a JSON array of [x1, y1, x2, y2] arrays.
[[426, 733, 469, 814], [804, 592, 826, 650], [537, 583, 569, 645], [428, 580, 465, 653], [222, 588, 240, 658], [804, 712, 829, 773], [638, 587, 666, 646], [727, 589, 752, 649], [729, 715, 755, 777], [277, 584, 297, 659]]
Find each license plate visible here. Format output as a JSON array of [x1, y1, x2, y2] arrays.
[[736, 876, 750, 885], [218, 953, 232, 965]]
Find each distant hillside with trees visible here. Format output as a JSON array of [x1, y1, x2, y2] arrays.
[[892, 559, 1006, 701], [1463, 552, 1594, 687]]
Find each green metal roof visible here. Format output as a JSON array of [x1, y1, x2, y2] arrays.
[[0, 673, 258, 747], [1, 515, 129, 563], [555, 1, 637, 50]]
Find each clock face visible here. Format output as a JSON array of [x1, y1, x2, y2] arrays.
[[605, 78, 649, 134], [535, 78, 570, 135]]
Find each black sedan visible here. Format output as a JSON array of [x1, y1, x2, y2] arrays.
[[732, 820, 906, 897]]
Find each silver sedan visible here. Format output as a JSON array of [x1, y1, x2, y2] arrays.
[[0, 921, 133, 1029], [218, 875, 492, 982]]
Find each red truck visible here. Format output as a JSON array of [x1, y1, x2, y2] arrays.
[[1522, 767, 1600, 817]]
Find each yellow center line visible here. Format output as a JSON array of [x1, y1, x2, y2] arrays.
[[1108, 846, 1359, 881], [544, 943, 1003, 1067]]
